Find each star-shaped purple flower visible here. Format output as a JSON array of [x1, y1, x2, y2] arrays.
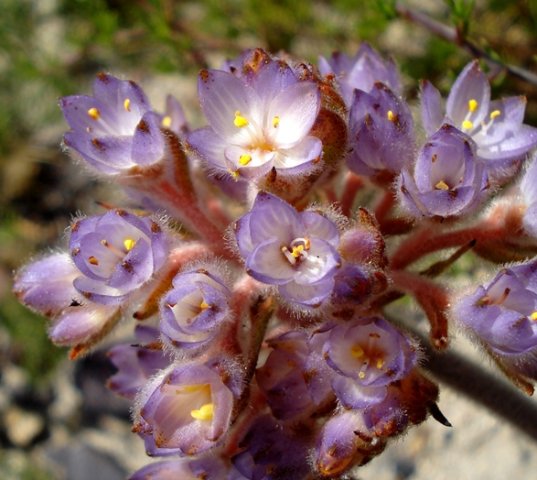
[[188, 59, 322, 181], [234, 192, 341, 307], [421, 61, 537, 175]]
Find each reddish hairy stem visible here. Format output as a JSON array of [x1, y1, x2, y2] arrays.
[[375, 189, 396, 224], [390, 223, 505, 270], [390, 270, 450, 349], [340, 172, 365, 217]]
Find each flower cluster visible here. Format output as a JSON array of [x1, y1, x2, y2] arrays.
[[14, 45, 537, 479]]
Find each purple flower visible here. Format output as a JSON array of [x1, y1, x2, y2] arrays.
[[322, 316, 417, 408], [160, 269, 232, 350], [232, 414, 312, 480], [421, 61, 537, 173], [453, 260, 537, 380], [137, 363, 234, 455], [315, 410, 377, 477], [347, 82, 415, 177], [14, 252, 121, 348], [69, 209, 168, 304], [234, 192, 341, 306], [188, 58, 322, 181], [107, 325, 171, 400], [319, 43, 401, 107], [256, 329, 333, 420], [60, 73, 169, 174], [13, 253, 82, 318], [398, 124, 488, 218]]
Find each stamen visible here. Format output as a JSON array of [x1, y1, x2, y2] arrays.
[[199, 300, 210, 310], [291, 244, 304, 258], [87, 107, 100, 120], [387, 110, 396, 122], [88, 256, 99, 266], [234, 111, 249, 128], [376, 358, 385, 369], [468, 99, 478, 112], [272, 115, 280, 128], [530, 312, 537, 321], [228, 169, 240, 181], [490, 110, 501, 120], [239, 153, 252, 166], [358, 371, 366, 379], [123, 98, 131, 111], [190, 403, 214, 421], [462, 120, 474, 130], [161, 115, 172, 128], [435, 180, 450, 191], [123, 238, 136, 252]]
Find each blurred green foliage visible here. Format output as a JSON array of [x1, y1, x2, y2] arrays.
[[0, 0, 536, 379]]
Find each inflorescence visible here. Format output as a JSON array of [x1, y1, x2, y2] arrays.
[[13, 45, 537, 479]]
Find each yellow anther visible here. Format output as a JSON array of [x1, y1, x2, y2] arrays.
[[123, 238, 136, 252], [88, 256, 99, 266], [376, 359, 385, 369], [435, 180, 450, 191], [272, 115, 280, 128], [161, 115, 172, 128], [358, 371, 366, 379], [234, 111, 249, 128], [291, 244, 304, 258], [199, 300, 210, 310], [177, 385, 207, 394], [190, 403, 214, 421], [387, 110, 396, 122], [468, 99, 478, 112], [530, 312, 537, 321], [490, 110, 501, 120], [462, 119, 474, 130], [87, 107, 100, 120], [228, 169, 240, 181], [239, 153, 252, 166], [123, 98, 131, 111], [351, 345, 364, 358]]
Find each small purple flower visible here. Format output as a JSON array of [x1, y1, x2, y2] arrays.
[[160, 269, 232, 350], [453, 260, 537, 380], [232, 414, 312, 480], [234, 192, 341, 306], [398, 124, 488, 218], [256, 329, 333, 420], [188, 58, 322, 181], [315, 410, 376, 477], [13, 253, 82, 318], [69, 209, 168, 304], [107, 325, 171, 400], [347, 82, 415, 177], [319, 43, 401, 107], [322, 316, 417, 408], [138, 363, 234, 455], [421, 61, 537, 173], [60, 73, 170, 174]]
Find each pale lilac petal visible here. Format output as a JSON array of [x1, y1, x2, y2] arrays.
[[248, 192, 299, 244], [278, 277, 335, 306], [446, 61, 490, 129], [267, 82, 320, 148], [198, 69, 254, 142], [187, 127, 228, 171], [247, 238, 295, 284], [420, 80, 443, 135], [131, 112, 166, 165], [301, 211, 339, 247], [273, 136, 322, 173]]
